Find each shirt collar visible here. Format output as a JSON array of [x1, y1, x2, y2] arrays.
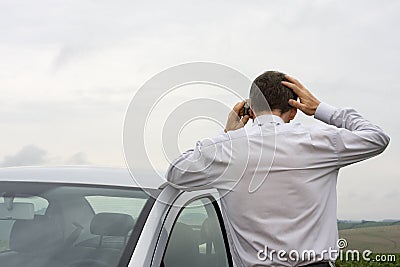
[[252, 114, 285, 126]]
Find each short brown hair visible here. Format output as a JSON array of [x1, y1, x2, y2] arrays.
[[250, 71, 298, 113]]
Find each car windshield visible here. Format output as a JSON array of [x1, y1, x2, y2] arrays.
[[0, 181, 159, 267]]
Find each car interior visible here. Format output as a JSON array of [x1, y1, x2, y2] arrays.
[[0, 182, 154, 267], [0, 182, 229, 267], [162, 199, 229, 267]]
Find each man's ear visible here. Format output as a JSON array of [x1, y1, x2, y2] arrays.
[[289, 107, 297, 121]]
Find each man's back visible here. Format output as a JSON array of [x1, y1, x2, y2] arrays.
[[166, 74, 390, 267], [215, 112, 342, 266]]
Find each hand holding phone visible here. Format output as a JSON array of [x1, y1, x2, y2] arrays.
[[225, 100, 251, 132], [243, 99, 250, 116]]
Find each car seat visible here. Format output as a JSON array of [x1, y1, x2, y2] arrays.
[[0, 215, 64, 267]]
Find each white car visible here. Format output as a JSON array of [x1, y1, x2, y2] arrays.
[[0, 166, 233, 267]]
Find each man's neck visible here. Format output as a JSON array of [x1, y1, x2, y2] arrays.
[[254, 110, 289, 123]]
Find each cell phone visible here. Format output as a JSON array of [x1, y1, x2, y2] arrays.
[[243, 99, 250, 116]]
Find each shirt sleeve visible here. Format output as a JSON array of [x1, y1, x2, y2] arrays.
[[166, 132, 233, 190], [314, 102, 390, 168]]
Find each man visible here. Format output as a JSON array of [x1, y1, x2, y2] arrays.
[[166, 71, 390, 267]]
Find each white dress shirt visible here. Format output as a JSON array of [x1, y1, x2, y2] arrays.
[[166, 103, 390, 267]]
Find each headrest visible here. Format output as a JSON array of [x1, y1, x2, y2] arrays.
[[90, 213, 135, 237], [10, 215, 64, 253]]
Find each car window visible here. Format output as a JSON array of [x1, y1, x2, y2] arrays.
[[0, 181, 159, 267], [86, 196, 147, 218], [162, 197, 230, 267]]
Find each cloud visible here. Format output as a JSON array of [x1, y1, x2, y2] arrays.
[[0, 145, 91, 167], [0, 145, 47, 167], [0, 0, 399, 219], [65, 152, 91, 165], [51, 45, 93, 71]]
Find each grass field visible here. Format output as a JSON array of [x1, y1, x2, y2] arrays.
[[339, 225, 400, 253], [336, 225, 400, 266], [338, 221, 400, 231]]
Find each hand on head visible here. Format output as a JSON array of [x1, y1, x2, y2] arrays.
[[225, 74, 321, 132], [281, 75, 321, 116]]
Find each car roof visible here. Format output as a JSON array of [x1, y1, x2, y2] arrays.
[[0, 166, 163, 189]]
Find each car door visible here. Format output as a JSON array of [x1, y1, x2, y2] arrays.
[[151, 190, 233, 267]]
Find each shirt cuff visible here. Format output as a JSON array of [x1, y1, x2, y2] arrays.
[[314, 102, 337, 124]]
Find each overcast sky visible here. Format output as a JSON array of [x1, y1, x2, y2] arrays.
[[0, 0, 399, 220]]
